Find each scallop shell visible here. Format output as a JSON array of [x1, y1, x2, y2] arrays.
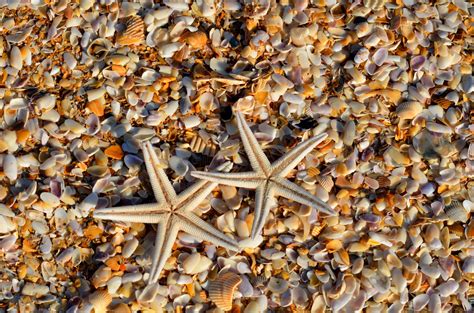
[[117, 16, 145, 46], [445, 200, 469, 224], [316, 175, 334, 192], [88, 290, 112, 313], [208, 272, 242, 311]]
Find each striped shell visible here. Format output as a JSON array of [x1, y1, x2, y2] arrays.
[[316, 175, 334, 192], [89, 290, 112, 313], [117, 16, 144, 46], [395, 101, 423, 120], [208, 272, 242, 311], [445, 200, 469, 224], [363, 0, 386, 10]]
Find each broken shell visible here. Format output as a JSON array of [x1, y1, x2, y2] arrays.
[[117, 16, 145, 46], [396, 102, 423, 120], [208, 272, 242, 311]]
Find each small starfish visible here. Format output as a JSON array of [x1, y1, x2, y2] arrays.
[[192, 112, 336, 239], [93, 141, 239, 284]]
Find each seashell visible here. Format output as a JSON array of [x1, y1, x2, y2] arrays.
[[428, 294, 441, 313], [445, 200, 469, 224], [182, 253, 212, 274], [10, 46, 22, 70], [0, 234, 17, 251], [436, 279, 459, 297], [372, 48, 388, 66], [426, 122, 452, 134], [410, 55, 426, 71], [342, 120, 356, 146], [267, 277, 289, 294], [316, 176, 334, 192], [412, 294, 429, 311], [117, 16, 145, 46], [181, 115, 201, 129], [181, 31, 207, 49], [92, 266, 112, 288], [110, 304, 131, 313], [208, 272, 242, 311], [104, 145, 123, 160], [40, 192, 60, 207], [87, 38, 112, 61], [363, 0, 386, 10], [22, 283, 49, 297], [122, 238, 139, 258], [36, 94, 56, 111], [292, 286, 308, 307], [396, 101, 423, 120], [89, 290, 112, 313], [462, 257, 474, 274], [3, 154, 17, 181]]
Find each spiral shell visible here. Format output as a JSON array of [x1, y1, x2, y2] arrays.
[[117, 16, 145, 46], [208, 272, 242, 311]]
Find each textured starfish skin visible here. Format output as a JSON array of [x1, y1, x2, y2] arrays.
[[93, 141, 239, 284], [192, 112, 336, 239]]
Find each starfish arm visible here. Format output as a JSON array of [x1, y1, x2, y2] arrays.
[[235, 111, 272, 174], [178, 212, 240, 251], [176, 162, 233, 210], [250, 183, 276, 239], [272, 177, 336, 215], [190, 170, 264, 189], [93, 203, 169, 223], [142, 141, 177, 204], [271, 133, 328, 177], [148, 215, 180, 284]]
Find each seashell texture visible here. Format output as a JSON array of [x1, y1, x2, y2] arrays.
[[88, 290, 113, 313], [117, 16, 145, 46], [445, 200, 469, 224], [208, 272, 242, 311]]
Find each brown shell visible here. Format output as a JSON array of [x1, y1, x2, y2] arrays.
[[117, 16, 144, 46], [88, 290, 112, 313], [208, 272, 242, 311], [363, 0, 386, 10]]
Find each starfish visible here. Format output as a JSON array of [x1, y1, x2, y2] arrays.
[[192, 112, 336, 239], [93, 141, 240, 285]]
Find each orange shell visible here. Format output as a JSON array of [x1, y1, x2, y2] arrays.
[[208, 272, 242, 311]]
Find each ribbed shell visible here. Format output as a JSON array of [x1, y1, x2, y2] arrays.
[[208, 272, 242, 311], [117, 16, 144, 46], [363, 0, 386, 10], [89, 290, 112, 313], [445, 200, 469, 224], [316, 175, 334, 192]]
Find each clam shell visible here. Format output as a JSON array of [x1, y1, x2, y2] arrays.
[[117, 16, 145, 46], [396, 101, 423, 120], [208, 272, 242, 311], [89, 290, 112, 313], [445, 200, 469, 224], [3, 154, 18, 181]]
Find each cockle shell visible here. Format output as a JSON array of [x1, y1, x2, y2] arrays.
[[445, 200, 469, 224], [88, 290, 112, 313], [208, 272, 242, 311], [117, 16, 145, 46]]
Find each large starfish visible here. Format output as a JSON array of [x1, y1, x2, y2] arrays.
[[93, 142, 240, 284], [192, 112, 336, 239]]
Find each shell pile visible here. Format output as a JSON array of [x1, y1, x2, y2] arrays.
[[0, 0, 472, 312]]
